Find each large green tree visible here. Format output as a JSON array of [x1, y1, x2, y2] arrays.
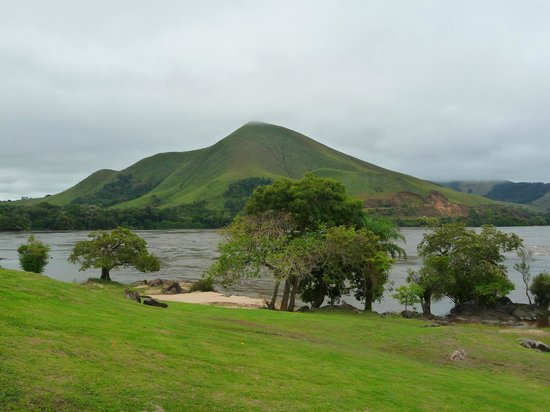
[[209, 173, 396, 311], [417, 223, 522, 309], [68, 227, 160, 281]]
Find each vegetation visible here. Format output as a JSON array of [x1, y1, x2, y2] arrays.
[[209, 174, 399, 311], [530, 273, 550, 316], [514, 247, 535, 305], [412, 223, 522, 313], [0, 202, 231, 231], [17, 235, 50, 274], [392, 284, 423, 312], [1, 268, 550, 411], [68, 227, 160, 281]]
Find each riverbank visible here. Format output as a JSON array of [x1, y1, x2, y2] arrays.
[[149, 291, 267, 309]]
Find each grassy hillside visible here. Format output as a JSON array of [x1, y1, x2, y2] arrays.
[[21, 122, 497, 217], [440, 181, 550, 211], [1, 268, 549, 411]]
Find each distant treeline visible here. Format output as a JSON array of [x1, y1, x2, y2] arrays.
[[0, 177, 275, 231], [0, 202, 231, 231], [394, 205, 550, 227]]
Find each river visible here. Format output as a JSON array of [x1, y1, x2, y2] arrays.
[[1, 227, 549, 315]]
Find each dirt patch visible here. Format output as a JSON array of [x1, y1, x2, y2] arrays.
[[149, 291, 267, 309]]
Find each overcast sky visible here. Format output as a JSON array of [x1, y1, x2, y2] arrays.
[[1, 0, 549, 200]]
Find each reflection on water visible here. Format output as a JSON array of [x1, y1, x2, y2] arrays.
[[1, 226, 549, 315]]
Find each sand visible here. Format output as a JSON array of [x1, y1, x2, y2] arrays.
[[149, 291, 267, 309]]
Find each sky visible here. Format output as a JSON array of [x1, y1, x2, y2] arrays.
[[1, 0, 549, 201]]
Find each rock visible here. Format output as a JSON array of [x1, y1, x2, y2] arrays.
[[161, 280, 182, 294], [296, 305, 310, 312], [518, 338, 550, 352], [450, 349, 467, 361], [124, 288, 141, 303], [142, 296, 168, 308], [494, 297, 515, 315], [512, 306, 537, 321], [147, 278, 166, 287], [318, 303, 361, 313], [400, 310, 423, 319]]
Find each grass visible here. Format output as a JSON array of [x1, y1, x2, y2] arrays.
[[1, 268, 549, 411]]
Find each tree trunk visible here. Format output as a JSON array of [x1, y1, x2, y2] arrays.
[[288, 278, 298, 312], [525, 284, 532, 305], [100, 267, 111, 281], [280, 279, 290, 311], [421, 290, 432, 317], [363, 275, 373, 311], [268, 279, 281, 310]]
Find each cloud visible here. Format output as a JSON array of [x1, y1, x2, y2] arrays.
[[1, 0, 550, 200]]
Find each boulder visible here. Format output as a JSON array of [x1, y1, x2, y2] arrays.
[[296, 305, 310, 312], [450, 349, 467, 361], [124, 288, 141, 303], [142, 296, 168, 308], [518, 338, 550, 352], [161, 280, 182, 294], [147, 278, 166, 287]]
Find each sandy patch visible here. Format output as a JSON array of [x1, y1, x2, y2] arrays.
[[149, 291, 267, 309], [498, 328, 550, 336]]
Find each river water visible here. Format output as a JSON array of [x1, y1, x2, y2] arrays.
[[1, 227, 549, 315]]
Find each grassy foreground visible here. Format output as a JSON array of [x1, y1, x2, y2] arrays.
[[1, 268, 549, 411]]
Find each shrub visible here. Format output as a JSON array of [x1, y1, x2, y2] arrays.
[[17, 235, 50, 273], [190, 278, 215, 292], [530, 272, 550, 309]]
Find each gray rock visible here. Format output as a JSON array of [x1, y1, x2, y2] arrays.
[[450, 349, 467, 361], [518, 338, 550, 352], [296, 305, 310, 312], [142, 296, 168, 308], [124, 288, 141, 303], [161, 280, 182, 294], [147, 278, 166, 287]]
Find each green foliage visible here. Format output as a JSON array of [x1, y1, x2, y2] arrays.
[[223, 177, 273, 214], [392, 284, 423, 311], [68, 227, 160, 281], [0, 202, 231, 231], [189, 278, 215, 292], [17, 235, 50, 273], [530, 272, 550, 310], [245, 172, 364, 231], [417, 223, 522, 308], [73, 174, 154, 207]]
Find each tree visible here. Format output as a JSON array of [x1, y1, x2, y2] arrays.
[[530, 272, 550, 327], [320, 226, 393, 311], [406, 264, 444, 317], [392, 284, 423, 312], [17, 235, 50, 273], [68, 227, 160, 281], [513, 247, 534, 304], [417, 223, 522, 309]]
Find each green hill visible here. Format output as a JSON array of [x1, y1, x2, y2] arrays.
[[23, 122, 500, 219], [440, 180, 550, 211], [2, 268, 549, 411]]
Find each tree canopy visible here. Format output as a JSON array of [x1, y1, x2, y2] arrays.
[[209, 174, 398, 311], [17, 235, 50, 274], [68, 227, 160, 281], [416, 223, 522, 309]]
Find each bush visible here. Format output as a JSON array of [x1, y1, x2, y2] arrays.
[[530, 272, 550, 309], [17, 235, 50, 273], [190, 278, 215, 292]]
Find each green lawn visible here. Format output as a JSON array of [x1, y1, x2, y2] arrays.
[[1, 268, 549, 411]]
